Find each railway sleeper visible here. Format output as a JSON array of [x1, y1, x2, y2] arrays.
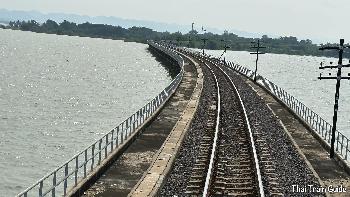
[[216, 172, 254, 177], [221, 187, 255, 192], [215, 177, 253, 182]]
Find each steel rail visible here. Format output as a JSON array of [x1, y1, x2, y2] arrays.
[[214, 60, 265, 197], [201, 58, 265, 196], [179, 47, 350, 166], [201, 61, 221, 197]]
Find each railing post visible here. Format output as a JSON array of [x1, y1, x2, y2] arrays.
[[148, 103, 151, 116], [142, 106, 146, 123], [64, 163, 68, 196], [340, 135, 345, 155], [98, 139, 102, 164], [322, 119, 326, 139], [127, 117, 131, 138], [75, 156, 78, 186], [105, 134, 108, 159], [345, 140, 349, 160], [121, 124, 124, 144], [136, 111, 140, 127], [39, 181, 43, 197], [317, 116, 321, 135], [111, 129, 114, 152], [91, 144, 95, 171], [84, 149, 87, 177], [336, 132, 340, 151], [138, 109, 142, 125], [308, 109, 311, 124], [328, 124, 332, 143], [116, 127, 119, 146], [132, 115, 135, 132], [126, 118, 129, 138], [316, 114, 320, 132], [121, 121, 124, 137], [52, 171, 56, 197]]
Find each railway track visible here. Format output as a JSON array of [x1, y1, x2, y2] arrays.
[[161, 49, 323, 196], [182, 54, 265, 196]]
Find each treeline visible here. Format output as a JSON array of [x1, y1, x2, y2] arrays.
[[2, 19, 347, 58], [5, 20, 161, 43]]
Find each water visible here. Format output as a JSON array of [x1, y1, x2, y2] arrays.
[[204, 49, 350, 138], [0, 29, 172, 196]]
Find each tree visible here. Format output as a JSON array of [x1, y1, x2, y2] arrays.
[[41, 19, 59, 33], [5, 19, 347, 58], [20, 20, 40, 31]]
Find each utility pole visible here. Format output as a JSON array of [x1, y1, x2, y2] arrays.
[[318, 38, 350, 158], [250, 40, 266, 81], [201, 38, 208, 55], [188, 22, 195, 48], [220, 39, 230, 65], [201, 26, 206, 33]]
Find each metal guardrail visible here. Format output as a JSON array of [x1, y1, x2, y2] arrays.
[[177, 46, 349, 165], [16, 41, 184, 197]]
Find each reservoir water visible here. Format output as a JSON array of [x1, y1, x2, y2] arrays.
[[0, 29, 172, 196], [204, 49, 350, 138]]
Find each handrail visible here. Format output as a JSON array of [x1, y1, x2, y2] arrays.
[[16, 41, 185, 197], [178, 47, 350, 165]]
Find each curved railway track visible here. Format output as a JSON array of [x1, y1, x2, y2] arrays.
[[183, 54, 265, 196], [161, 50, 322, 196]]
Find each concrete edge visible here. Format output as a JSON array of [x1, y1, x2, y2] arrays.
[[128, 53, 203, 197], [233, 67, 350, 175], [263, 100, 329, 197], [66, 53, 183, 197], [259, 83, 350, 175]]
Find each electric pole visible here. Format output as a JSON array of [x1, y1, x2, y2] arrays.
[[201, 38, 208, 55], [188, 22, 195, 48], [220, 39, 230, 65], [201, 26, 206, 33], [318, 38, 350, 158], [250, 40, 266, 81]]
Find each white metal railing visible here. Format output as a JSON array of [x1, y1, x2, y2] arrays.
[[177, 46, 349, 165], [16, 41, 184, 197]]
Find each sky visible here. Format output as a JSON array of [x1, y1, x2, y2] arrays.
[[0, 0, 349, 43]]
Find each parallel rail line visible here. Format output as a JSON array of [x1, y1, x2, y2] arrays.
[[183, 52, 265, 196]]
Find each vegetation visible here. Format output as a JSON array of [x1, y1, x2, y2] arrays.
[[2, 19, 348, 58]]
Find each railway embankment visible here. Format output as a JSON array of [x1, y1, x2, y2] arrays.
[[130, 47, 349, 196]]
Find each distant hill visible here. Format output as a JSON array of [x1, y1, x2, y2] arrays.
[[0, 9, 265, 38]]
